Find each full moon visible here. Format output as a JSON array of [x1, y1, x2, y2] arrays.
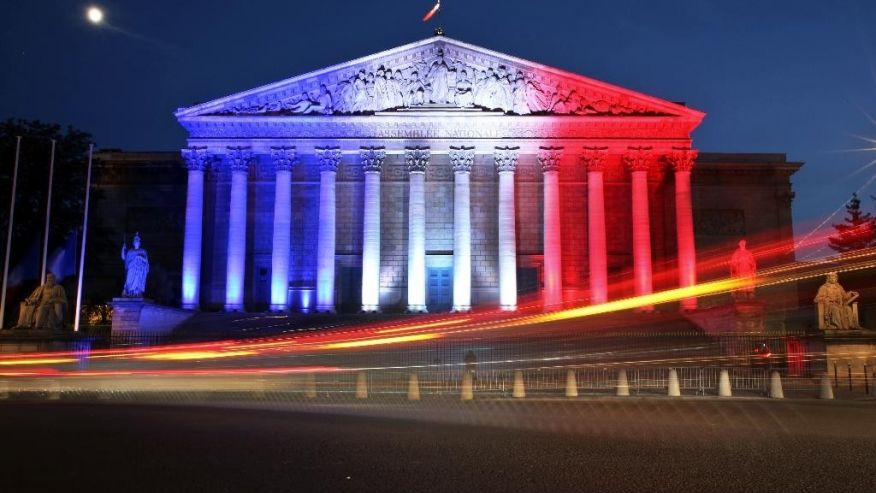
[[87, 6, 104, 24]]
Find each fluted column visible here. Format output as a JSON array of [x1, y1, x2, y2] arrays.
[[450, 146, 474, 312], [667, 147, 698, 311], [582, 147, 608, 305], [224, 146, 253, 312], [269, 146, 296, 311], [406, 146, 429, 313], [495, 146, 519, 311], [360, 146, 385, 312], [316, 147, 342, 313], [180, 147, 210, 310], [625, 147, 654, 310], [539, 146, 563, 310]]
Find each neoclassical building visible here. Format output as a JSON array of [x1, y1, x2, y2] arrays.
[[173, 35, 799, 313]]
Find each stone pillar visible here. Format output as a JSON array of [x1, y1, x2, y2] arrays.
[[224, 146, 253, 312], [360, 146, 385, 312], [180, 147, 210, 310], [316, 147, 342, 313], [269, 146, 296, 311], [495, 146, 519, 311], [625, 146, 654, 310], [582, 147, 609, 305], [450, 146, 475, 312], [667, 147, 699, 311], [539, 146, 563, 310], [406, 146, 429, 313]]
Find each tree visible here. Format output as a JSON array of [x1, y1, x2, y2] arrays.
[[828, 193, 875, 253]]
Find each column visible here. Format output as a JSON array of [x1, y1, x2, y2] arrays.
[[224, 146, 253, 312], [625, 147, 654, 310], [316, 147, 342, 312], [668, 147, 698, 311], [582, 147, 608, 305], [180, 147, 210, 310], [406, 146, 429, 313], [539, 146, 563, 310], [269, 146, 296, 311], [450, 145, 474, 312], [495, 146, 519, 311], [360, 146, 386, 312]]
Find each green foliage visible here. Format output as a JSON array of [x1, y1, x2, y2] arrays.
[[828, 193, 875, 253]]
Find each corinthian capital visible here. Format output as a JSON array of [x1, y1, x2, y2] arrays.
[[494, 146, 520, 173], [580, 146, 609, 172], [360, 146, 386, 173], [449, 145, 475, 173], [623, 146, 653, 173], [315, 146, 342, 173], [537, 146, 564, 173], [181, 146, 212, 171], [405, 146, 430, 173], [666, 147, 698, 172], [270, 146, 297, 172], [226, 146, 253, 173]]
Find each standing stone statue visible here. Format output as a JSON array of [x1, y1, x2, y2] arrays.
[[17, 272, 67, 330], [729, 239, 757, 299], [815, 272, 861, 330], [121, 232, 149, 297]]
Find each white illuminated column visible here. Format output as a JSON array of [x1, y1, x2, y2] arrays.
[[539, 146, 563, 311], [269, 146, 296, 311], [669, 147, 698, 311], [495, 146, 519, 311], [224, 146, 253, 312], [582, 147, 608, 305], [450, 146, 475, 312], [406, 147, 429, 313], [316, 147, 342, 312], [360, 146, 386, 312], [625, 147, 654, 310], [180, 147, 209, 310]]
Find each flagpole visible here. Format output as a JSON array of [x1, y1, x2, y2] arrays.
[[73, 143, 94, 333], [0, 136, 22, 330], [41, 138, 57, 284]]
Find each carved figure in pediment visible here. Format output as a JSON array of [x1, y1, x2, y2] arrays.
[[455, 69, 474, 107], [511, 76, 530, 115], [351, 70, 370, 112], [388, 70, 405, 108], [473, 70, 489, 108], [524, 74, 548, 113], [372, 68, 390, 111], [405, 71, 427, 107], [426, 49, 451, 104]]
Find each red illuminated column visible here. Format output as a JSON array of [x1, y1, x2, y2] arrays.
[[495, 146, 519, 311], [538, 146, 563, 311], [624, 147, 654, 310], [668, 147, 698, 311], [582, 147, 608, 305]]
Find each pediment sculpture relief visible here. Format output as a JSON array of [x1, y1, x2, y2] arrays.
[[215, 48, 668, 117]]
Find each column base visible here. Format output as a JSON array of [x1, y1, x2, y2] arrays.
[[452, 306, 471, 313], [315, 305, 336, 314], [407, 305, 428, 313], [500, 305, 517, 312], [181, 303, 199, 311], [635, 305, 655, 314], [224, 304, 243, 313], [269, 304, 288, 312], [361, 305, 381, 313]]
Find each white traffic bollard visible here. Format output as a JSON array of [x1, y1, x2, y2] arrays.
[[512, 370, 526, 398], [407, 373, 420, 401], [461, 371, 474, 401], [305, 373, 317, 399], [616, 369, 630, 397], [769, 371, 784, 399], [355, 371, 368, 399], [819, 374, 834, 400], [667, 369, 681, 397], [718, 369, 732, 397], [565, 369, 578, 398]]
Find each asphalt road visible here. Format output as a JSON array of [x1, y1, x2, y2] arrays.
[[1, 398, 874, 492]]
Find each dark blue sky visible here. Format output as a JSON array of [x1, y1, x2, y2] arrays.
[[2, 0, 876, 256]]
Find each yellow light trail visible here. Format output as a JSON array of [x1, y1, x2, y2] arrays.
[[137, 350, 256, 361], [318, 333, 442, 350], [0, 358, 77, 366]]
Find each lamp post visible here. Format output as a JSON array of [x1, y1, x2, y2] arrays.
[[0, 136, 22, 329], [73, 144, 94, 333]]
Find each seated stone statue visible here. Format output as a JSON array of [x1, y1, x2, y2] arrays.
[[814, 272, 861, 330], [17, 272, 67, 330]]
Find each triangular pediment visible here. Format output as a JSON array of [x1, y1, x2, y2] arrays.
[[175, 36, 703, 121]]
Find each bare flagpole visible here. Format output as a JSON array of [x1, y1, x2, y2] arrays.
[[0, 136, 22, 330], [73, 143, 94, 333], [40, 138, 57, 284]]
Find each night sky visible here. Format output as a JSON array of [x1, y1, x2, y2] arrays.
[[2, 0, 876, 257]]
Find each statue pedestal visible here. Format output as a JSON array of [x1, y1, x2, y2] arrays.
[[111, 298, 193, 336], [685, 299, 767, 336]]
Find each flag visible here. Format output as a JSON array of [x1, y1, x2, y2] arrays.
[[423, 1, 440, 22]]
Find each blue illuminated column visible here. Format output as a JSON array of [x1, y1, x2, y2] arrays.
[[269, 146, 296, 311], [449, 145, 474, 312], [224, 146, 253, 312], [180, 147, 210, 310], [495, 146, 519, 311], [316, 147, 342, 313], [582, 146, 609, 305], [360, 146, 386, 312], [539, 146, 563, 311], [405, 146, 430, 313]]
